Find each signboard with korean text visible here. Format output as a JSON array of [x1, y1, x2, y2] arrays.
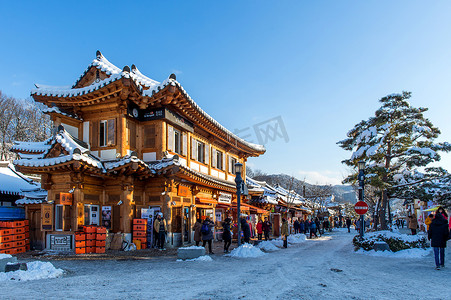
[[102, 206, 112, 229], [48, 234, 72, 251], [59, 193, 73, 205], [218, 192, 232, 204], [177, 185, 189, 197], [41, 204, 53, 231]]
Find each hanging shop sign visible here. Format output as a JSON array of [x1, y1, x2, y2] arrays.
[[59, 192, 73, 205], [127, 105, 194, 132], [41, 204, 53, 231], [178, 185, 189, 197], [218, 192, 232, 204]]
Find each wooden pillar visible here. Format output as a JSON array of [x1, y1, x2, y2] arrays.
[[72, 187, 83, 231], [121, 187, 134, 233]]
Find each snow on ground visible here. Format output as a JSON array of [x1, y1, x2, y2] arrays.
[[365, 230, 426, 243], [178, 245, 205, 250], [0, 261, 64, 282], [0, 253, 13, 259], [177, 255, 213, 262], [287, 233, 307, 244], [270, 238, 286, 248], [355, 247, 432, 258], [226, 243, 267, 258], [256, 240, 279, 251], [3, 231, 451, 299]]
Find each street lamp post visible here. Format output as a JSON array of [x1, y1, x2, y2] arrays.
[[235, 163, 243, 247], [358, 161, 365, 240]]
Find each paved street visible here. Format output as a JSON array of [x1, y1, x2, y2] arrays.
[[4, 229, 451, 300]]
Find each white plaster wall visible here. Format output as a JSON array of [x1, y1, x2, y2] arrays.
[[62, 123, 78, 138], [143, 152, 157, 162], [100, 149, 117, 160], [83, 121, 89, 144]]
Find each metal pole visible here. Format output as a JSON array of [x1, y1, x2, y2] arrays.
[[236, 175, 242, 247], [359, 168, 365, 240]]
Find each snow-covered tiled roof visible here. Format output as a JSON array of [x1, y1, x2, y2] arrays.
[[16, 188, 48, 205], [31, 51, 265, 154], [0, 163, 39, 195], [42, 106, 83, 120], [11, 138, 53, 154]]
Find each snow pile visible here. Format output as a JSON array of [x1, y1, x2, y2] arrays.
[[365, 231, 425, 243], [0, 261, 64, 282], [177, 255, 213, 262], [269, 239, 285, 248], [287, 234, 307, 244], [353, 230, 428, 252], [178, 246, 205, 250], [356, 248, 432, 259], [256, 241, 279, 252], [226, 244, 267, 258], [0, 253, 13, 259]]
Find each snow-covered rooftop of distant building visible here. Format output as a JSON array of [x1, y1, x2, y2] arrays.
[[0, 163, 39, 195]]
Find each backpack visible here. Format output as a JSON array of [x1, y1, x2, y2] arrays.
[[201, 223, 210, 234]]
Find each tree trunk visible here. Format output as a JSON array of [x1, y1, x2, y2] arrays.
[[379, 190, 388, 229]]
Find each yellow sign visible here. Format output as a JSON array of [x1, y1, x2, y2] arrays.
[[178, 185, 189, 197], [59, 193, 73, 205], [41, 204, 53, 231]]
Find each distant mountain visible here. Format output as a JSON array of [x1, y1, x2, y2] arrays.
[[249, 170, 356, 204]]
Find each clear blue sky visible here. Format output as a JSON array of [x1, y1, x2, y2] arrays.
[[1, 1, 451, 185]]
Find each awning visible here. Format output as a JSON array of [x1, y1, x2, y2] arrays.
[[242, 203, 269, 214], [423, 206, 439, 212], [195, 197, 217, 204]]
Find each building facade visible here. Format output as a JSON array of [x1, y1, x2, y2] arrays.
[[12, 51, 265, 250]]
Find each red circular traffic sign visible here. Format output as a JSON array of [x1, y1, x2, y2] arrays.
[[354, 201, 368, 215]]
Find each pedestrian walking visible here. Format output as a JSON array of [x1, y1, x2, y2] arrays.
[[153, 213, 167, 250], [315, 217, 322, 236], [201, 217, 215, 254], [193, 218, 202, 246], [309, 220, 317, 239], [425, 214, 433, 232], [256, 219, 263, 240], [281, 218, 289, 248], [222, 217, 232, 253], [408, 215, 418, 235], [428, 212, 450, 270], [262, 217, 272, 241], [293, 219, 300, 234], [241, 218, 251, 244], [299, 219, 305, 234], [346, 217, 352, 233], [436, 206, 451, 238]]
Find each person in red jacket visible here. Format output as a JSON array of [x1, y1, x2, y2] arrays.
[[256, 220, 263, 240]]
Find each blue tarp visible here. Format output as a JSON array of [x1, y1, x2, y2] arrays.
[[0, 207, 25, 220]]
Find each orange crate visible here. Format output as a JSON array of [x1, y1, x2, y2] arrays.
[[86, 233, 96, 240], [13, 234, 26, 241], [96, 233, 106, 241], [141, 243, 147, 249], [2, 221, 22, 228], [75, 240, 86, 248], [75, 232, 86, 241], [75, 247, 86, 254], [86, 246, 95, 254], [25, 238, 30, 245], [12, 227, 26, 235], [0, 242, 14, 250], [0, 248, 14, 255], [134, 237, 146, 243], [132, 224, 146, 231], [86, 240, 96, 247], [23, 220, 29, 226], [133, 231, 146, 237], [133, 219, 147, 225], [96, 240, 106, 247], [0, 235, 14, 243], [95, 247, 105, 254], [83, 226, 96, 233], [26, 244, 30, 251], [96, 227, 107, 234], [15, 240, 26, 247], [25, 231, 30, 239], [16, 246, 26, 254], [0, 229, 12, 236]]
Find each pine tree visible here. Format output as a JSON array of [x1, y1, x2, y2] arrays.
[[338, 92, 451, 229]]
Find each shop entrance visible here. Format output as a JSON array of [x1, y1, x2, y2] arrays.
[[183, 207, 190, 244]]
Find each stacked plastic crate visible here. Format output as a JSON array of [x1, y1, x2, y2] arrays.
[[96, 227, 106, 253], [132, 219, 147, 249], [84, 225, 97, 254], [74, 231, 86, 254], [0, 220, 30, 254]]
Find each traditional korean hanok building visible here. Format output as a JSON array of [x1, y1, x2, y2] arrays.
[[12, 51, 265, 250]]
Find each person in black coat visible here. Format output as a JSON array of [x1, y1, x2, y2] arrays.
[[428, 213, 450, 270], [222, 218, 232, 253], [293, 219, 300, 234], [346, 217, 352, 233], [241, 218, 251, 244]]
